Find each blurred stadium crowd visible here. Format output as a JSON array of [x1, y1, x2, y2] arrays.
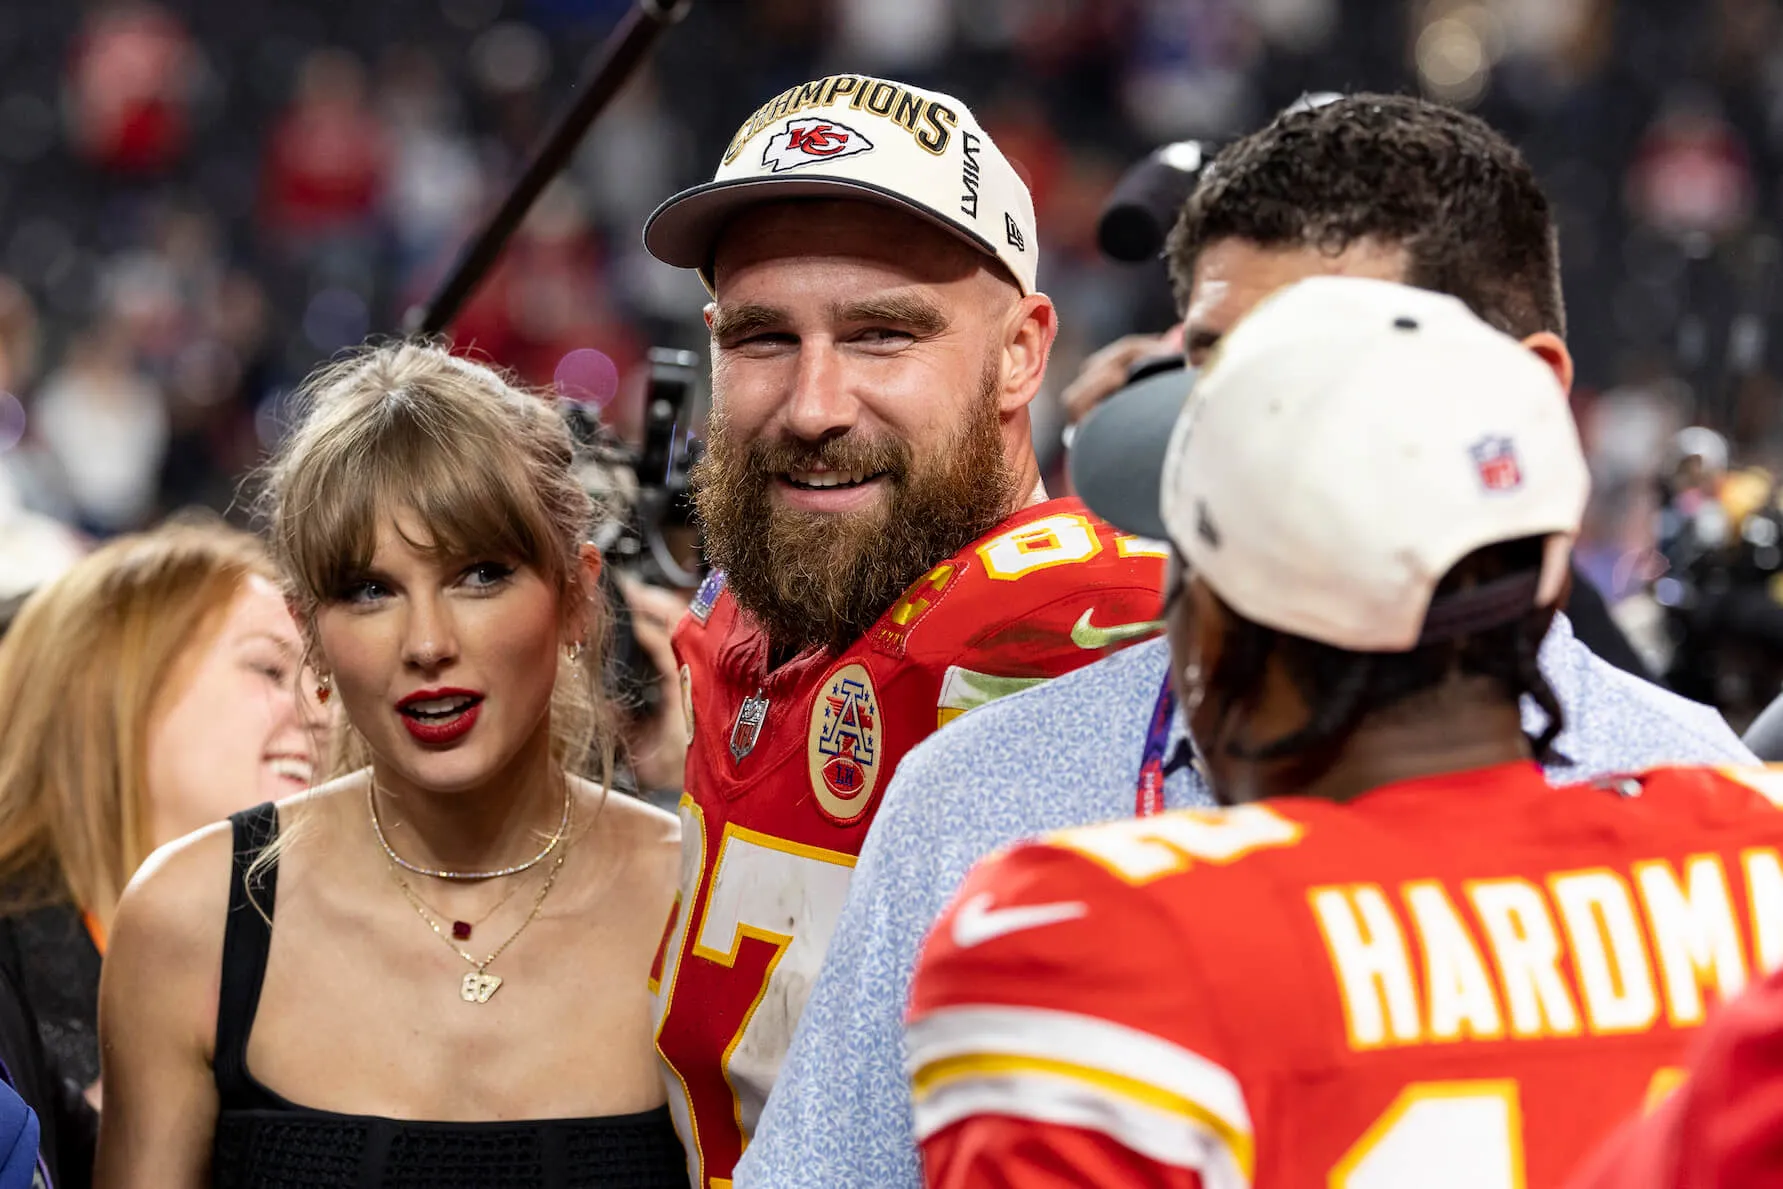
[[5, 0, 1783, 707]]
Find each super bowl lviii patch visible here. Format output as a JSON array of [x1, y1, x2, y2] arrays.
[[809, 663, 881, 825], [689, 570, 726, 624]]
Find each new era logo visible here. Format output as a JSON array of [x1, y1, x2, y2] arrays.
[[1469, 436, 1523, 493], [1196, 500, 1221, 548], [761, 117, 874, 173], [1005, 212, 1026, 251]]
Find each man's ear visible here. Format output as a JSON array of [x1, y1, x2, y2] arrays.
[[999, 293, 1059, 415], [1188, 580, 1228, 691], [1520, 332, 1574, 397]]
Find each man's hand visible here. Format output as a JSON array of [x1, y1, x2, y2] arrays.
[[619, 575, 693, 798], [1060, 325, 1185, 427]]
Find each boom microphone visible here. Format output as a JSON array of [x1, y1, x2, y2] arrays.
[[406, 0, 693, 336]]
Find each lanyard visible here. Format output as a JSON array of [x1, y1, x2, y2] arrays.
[[1135, 673, 1177, 817]]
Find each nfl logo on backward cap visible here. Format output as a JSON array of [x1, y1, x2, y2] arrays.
[[642, 74, 1039, 296]]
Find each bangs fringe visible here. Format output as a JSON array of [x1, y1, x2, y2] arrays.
[[284, 383, 562, 605]]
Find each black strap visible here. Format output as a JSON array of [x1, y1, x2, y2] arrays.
[[1418, 571, 1543, 644], [212, 803, 279, 1106]]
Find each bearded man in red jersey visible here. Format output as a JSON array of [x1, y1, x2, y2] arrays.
[[640, 72, 1167, 1187]]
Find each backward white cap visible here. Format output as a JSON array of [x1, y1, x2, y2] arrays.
[[1161, 276, 1589, 652], [643, 74, 1038, 295]]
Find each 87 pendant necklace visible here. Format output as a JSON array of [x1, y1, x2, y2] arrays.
[[391, 838, 570, 1003]]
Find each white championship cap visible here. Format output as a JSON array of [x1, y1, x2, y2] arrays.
[[643, 74, 1038, 294], [1074, 276, 1589, 652]]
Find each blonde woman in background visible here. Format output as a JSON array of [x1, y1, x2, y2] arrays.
[[96, 343, 686, 1189], [0, 519, 318, 1098], [0, 517, 319, 1187]]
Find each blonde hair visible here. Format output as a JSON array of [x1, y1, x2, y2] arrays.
[[260, 340, 617, 787], [0, 517, 275, 925]]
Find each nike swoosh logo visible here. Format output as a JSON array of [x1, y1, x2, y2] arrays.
[[951, 892, 1089, 948], [1070, 609, 1165, 650]]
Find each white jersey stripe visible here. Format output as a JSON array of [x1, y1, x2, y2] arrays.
[[907, 1005, 1251, 1135], [907, 1004, 1252, 1173], [912, 1068, 1252, 1187]]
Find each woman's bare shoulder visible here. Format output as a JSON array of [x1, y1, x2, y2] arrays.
[[599, 787, 679, 839], [593, 787, 678, 852], [574, 781, 679, 885], [109, 820, 238, 976], [115, 774, 362, 954]]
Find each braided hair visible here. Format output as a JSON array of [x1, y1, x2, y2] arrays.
[[1204, 536, 1566, 767]]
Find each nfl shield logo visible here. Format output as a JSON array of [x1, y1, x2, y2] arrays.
[[730, 690, 769, 763], [1469, 436, 1523, 493]]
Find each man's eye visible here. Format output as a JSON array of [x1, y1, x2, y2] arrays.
[[855, 328, 913, 345], [730, 332, 795, 349]]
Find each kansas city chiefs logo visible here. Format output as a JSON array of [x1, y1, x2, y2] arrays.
[[761, 117, 875, 172]]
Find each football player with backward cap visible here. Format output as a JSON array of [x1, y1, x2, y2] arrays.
[[638, 73, 1166, 1186], [906, 276, 1783, 1188]]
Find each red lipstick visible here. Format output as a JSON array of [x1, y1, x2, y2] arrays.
[[396, 687, 484, 746]]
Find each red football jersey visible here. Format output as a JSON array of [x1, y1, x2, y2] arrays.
[[907, 763, 1783, 1189], [651, 497, 1166, 1186]]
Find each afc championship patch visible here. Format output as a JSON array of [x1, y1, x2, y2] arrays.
[[808, 662, 882, 825]]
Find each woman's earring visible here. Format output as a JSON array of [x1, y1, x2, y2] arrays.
[[565, 640, 585, 664], [315, 672, 333, 705]]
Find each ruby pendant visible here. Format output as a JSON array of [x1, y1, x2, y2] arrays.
[[452, 920, 472, 941]]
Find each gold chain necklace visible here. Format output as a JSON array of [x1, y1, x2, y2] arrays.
[[399, 872, 527, 943], [389, 824, 571, 1004], [368, 777, 572, 881]]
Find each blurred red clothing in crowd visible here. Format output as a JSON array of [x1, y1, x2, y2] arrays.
[[259, 49, 390, 238], [65, 1, 197, 175]]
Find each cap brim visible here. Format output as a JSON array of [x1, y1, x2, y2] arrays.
[[1069, 363, 1194, 543], [643, 175, 1013, 288]]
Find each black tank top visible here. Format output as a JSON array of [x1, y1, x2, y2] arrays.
[[210, 803, 688, 1189]]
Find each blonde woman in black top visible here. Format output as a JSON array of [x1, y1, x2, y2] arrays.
[[94, 343, 687, 1188]]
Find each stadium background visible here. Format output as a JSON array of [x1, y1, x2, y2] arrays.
[[0, 0, 1777, 711]]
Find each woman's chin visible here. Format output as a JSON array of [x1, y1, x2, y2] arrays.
[[378, 745, 505, 796]]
